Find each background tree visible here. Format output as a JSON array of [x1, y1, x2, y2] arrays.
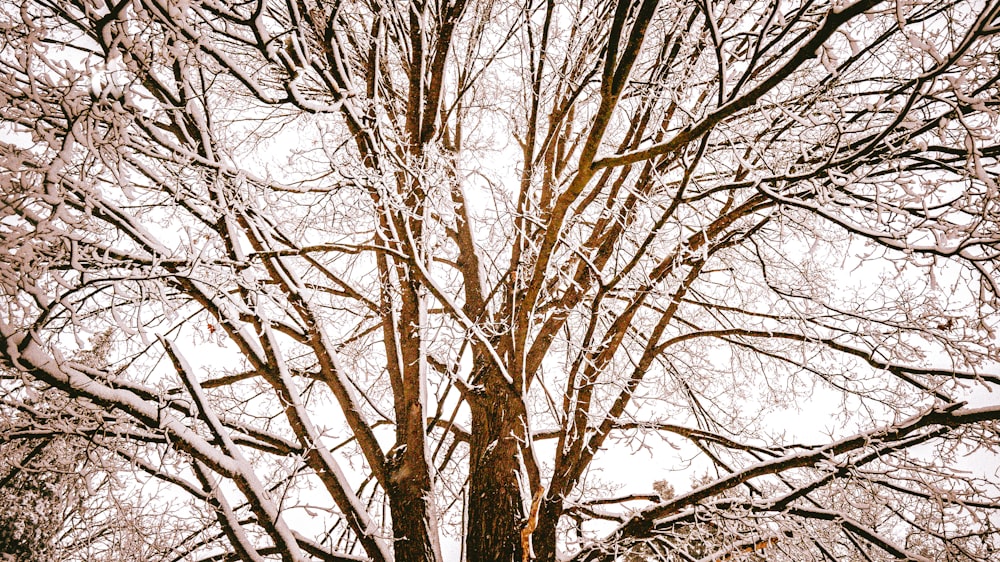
[[2, 0, 1000, 561], [1, 331, 193, 562], [0, 434, 84, 562]]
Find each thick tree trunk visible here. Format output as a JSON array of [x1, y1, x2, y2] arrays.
[[530, 498, 562, 562], [386, 271, 443, 562], [387, 452, 443, 562], [466, 376, 528, 562]]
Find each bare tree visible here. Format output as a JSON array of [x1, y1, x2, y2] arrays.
[[1, 331, 195, 562], [0, 420, 176, 562], [2, 0, 1000, 560], [0, 433, 82, 562]]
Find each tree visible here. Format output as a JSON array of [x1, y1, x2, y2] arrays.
[[1, 0, 1000, 560], [1, 331, 193, 562], [0, 409, 199, 562], [0, 434, 83, 562]]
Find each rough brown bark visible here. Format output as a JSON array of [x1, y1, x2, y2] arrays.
[[531, 498, 563, 562], [466, 374, 529, 562], [387, 455, 442, 562]]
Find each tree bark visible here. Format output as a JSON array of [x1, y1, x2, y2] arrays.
[[387, 453, 443, 562], [531, 498, 562, 562], [386, 269, 443, 562], [466, 372, 529, 562]]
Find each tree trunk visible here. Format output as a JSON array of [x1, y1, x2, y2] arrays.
[[530, 498, 562, 562], [387, 452, 443, 562], [466, 374, 528, 562], [386, 270, 443, 562]]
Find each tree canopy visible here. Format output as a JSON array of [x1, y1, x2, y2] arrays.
[[2, 0, 1000, 560]]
